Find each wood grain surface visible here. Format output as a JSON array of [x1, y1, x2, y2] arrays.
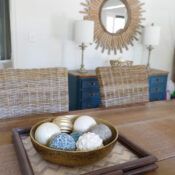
[[0, 101, 175, 174], [119, 117, 175, 161]]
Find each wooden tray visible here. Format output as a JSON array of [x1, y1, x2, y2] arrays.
[[12, 128, 158, 175]]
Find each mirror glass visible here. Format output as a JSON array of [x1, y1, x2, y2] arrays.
[[101, 0, 128, 34]]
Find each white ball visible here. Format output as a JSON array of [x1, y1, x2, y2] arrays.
[[35, 122, 61, 145], [73, 116, 97, 132], [76, 132, 103, 151]]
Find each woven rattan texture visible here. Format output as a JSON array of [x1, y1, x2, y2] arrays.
[[96, 66, 149, 108], [0, 68, 69, 119]]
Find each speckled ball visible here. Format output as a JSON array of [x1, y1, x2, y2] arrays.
[[49, 133, 76, 151], [89, 124, 112, 143], [70, 131, 83, 142]]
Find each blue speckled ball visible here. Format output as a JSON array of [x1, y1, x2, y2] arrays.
[[70, 131, 83, 142], [49, 133, 76, 151]]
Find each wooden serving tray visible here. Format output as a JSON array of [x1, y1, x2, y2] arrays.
[[12, 128, 158, 175]]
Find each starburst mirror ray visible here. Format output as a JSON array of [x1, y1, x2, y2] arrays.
[[80, 0, 145, 54]]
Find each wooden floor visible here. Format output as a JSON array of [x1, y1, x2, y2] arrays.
[[0, 100, 175, 174]]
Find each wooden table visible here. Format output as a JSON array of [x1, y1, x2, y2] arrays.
[[0, 101, 175, 175]]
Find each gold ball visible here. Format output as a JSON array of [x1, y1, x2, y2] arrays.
[[53, 116, 73, 133]]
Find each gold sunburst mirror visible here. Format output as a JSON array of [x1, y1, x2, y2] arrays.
[[80, 0, 145, 54]]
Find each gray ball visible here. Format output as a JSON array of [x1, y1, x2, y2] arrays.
[[89, 124, 112, 143]]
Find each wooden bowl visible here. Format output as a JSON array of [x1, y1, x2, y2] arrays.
[[30, 116, 118, 166]]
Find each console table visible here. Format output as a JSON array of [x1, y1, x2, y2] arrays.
[[69, 69, 168, 110]]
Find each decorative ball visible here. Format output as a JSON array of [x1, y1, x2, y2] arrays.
[[35, 122, 60, 145], [53, 116, 73, 133], [76, 132, 103, 151], [70, 131, 83, 142], [89, 124, 112, 142], [73, 116, 97, 132], [49, 133, 76, 151]]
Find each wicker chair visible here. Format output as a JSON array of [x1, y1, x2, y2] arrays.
[[0, 68, 69, 119], [96, 65, 149, 108]]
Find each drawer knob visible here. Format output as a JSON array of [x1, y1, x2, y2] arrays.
[[90, 82, 96, 86], [156, 78, 160, 82], [155, 88, 159, 92], [89, 93, 96, 97]]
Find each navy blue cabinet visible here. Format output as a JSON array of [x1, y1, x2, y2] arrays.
[[69, 70, 168, 110], [69, 71, 101, 111], [149, 75, 168, 101]]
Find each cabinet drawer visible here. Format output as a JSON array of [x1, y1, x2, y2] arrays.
[[80, 99, 100, 109], [150, 92, 166, 101], [150, 86, 165, 93], [149, 75, 167, 85], [80, 78, 99, 89], [80, 96, 100, 105], [81, 91, 100, 100]]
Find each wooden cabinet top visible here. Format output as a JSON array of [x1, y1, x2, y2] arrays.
[[149, 69, 169, 76], [69, 70, 96, 78], [69, 68, 169, 78]]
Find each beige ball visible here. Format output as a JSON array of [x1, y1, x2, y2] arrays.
[[73, 116, 97, 132], [35, 122, 60, 145]]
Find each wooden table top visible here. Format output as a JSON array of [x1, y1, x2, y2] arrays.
[[0, 100, 175, 175]]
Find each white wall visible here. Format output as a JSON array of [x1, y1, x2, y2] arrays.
[[141, 0, 175, 74], [10, 0, 175, 75]]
